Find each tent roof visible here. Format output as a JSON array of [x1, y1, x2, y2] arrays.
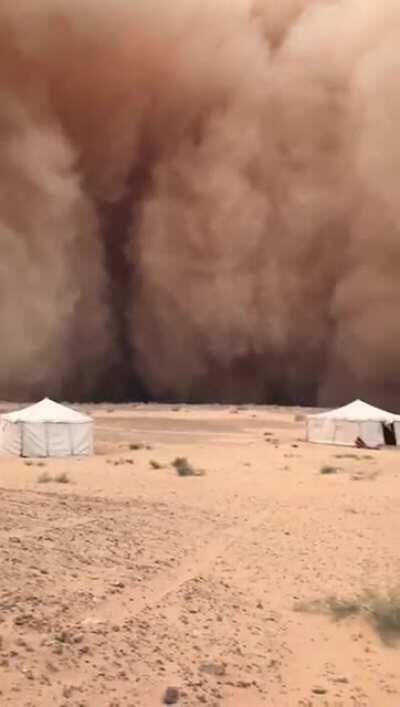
[[2, 398, 92, 424], [308, 399, 400, 423]]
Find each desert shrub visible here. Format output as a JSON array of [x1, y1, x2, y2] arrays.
[[320, 464, 338, 475], [129, 443, 144, 451], [54, 472, 70, 484], [296, 589, 400, 644], [351, 470, 379, 481], [37, 472, 52, 484], [171, 457, 205, 477], [172, 457, 195, 476], [366, 590, 400, 642], [294, 595, 362, 620], [325, 596, 362, 619], [150, 460, 163, 469]]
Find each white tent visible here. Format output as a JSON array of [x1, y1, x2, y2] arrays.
[[1, 398, 94, 457], [306, 399, 400, 448]]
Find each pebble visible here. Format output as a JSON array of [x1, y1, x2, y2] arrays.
[[163, 686, 180, 704]]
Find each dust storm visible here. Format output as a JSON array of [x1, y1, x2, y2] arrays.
[[1, 0, 399, 406]]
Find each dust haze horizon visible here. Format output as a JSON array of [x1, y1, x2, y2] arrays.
[[1, 0, 400, 409]]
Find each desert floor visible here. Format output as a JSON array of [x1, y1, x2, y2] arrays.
[[0, 403, 400, 707]]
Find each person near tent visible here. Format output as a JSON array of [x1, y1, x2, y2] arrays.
[[355, 436, 367, 448]]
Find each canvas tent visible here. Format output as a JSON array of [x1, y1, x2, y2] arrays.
[[0, 398, 94, 457], [306, 399, 400, 448]]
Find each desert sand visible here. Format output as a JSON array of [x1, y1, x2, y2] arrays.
[[0, 404, 399, 707]]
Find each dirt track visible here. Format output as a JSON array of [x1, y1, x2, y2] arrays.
[[0, 404, 400, 706]]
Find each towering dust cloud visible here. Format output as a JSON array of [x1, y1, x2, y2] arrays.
[[1, 0, 400, 406]]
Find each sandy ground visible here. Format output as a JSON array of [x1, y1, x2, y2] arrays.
[[0, 403, 400, 707]]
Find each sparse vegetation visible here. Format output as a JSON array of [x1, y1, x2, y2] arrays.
[[172, 456, 195, 476], [351, 470, 379, 481], [110, 457, 135, 466], [320, 464, 339, 475], [295, 589, 400, 644], [54, 472, 70, 484], [37, 471, 52, 484], [171, 456, 204, 477], [335, 453, 359, 460], [129, 442, 144, 451], [150, 460, 163, 469], [367, 589, 400, 642]]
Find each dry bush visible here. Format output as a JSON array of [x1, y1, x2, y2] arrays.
[[37, 471, 52, 483], [172, 457, 195, 476], [335, 453, 359, 460], [365, 590, 400, 642], [320, 465, 339, 475], [54, 472, 70, 484], [351, 470, 379, 481], [172, 457, 204, 477], [296, 589, 400, 644]]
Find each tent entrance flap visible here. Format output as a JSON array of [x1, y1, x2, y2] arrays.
[[382, 423, 396, 446]]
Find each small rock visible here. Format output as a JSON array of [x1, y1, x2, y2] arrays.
[[199, 662, 226, 677], [163, 686, 179, 704], [312, 687, 327, 695]]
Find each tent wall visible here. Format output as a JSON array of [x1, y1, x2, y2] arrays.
[[47, 423, 69, 456], [394, 422, 400, 446], [307, 419, 384, 447], [23, 422, 47, 457], [306, 418, 336, 444], [1, 421, 93, 457], [70, 423, 93, 455], [331, 420, 360, 446], [359, 421, 384, 448], [1, 420, 22, 456]]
